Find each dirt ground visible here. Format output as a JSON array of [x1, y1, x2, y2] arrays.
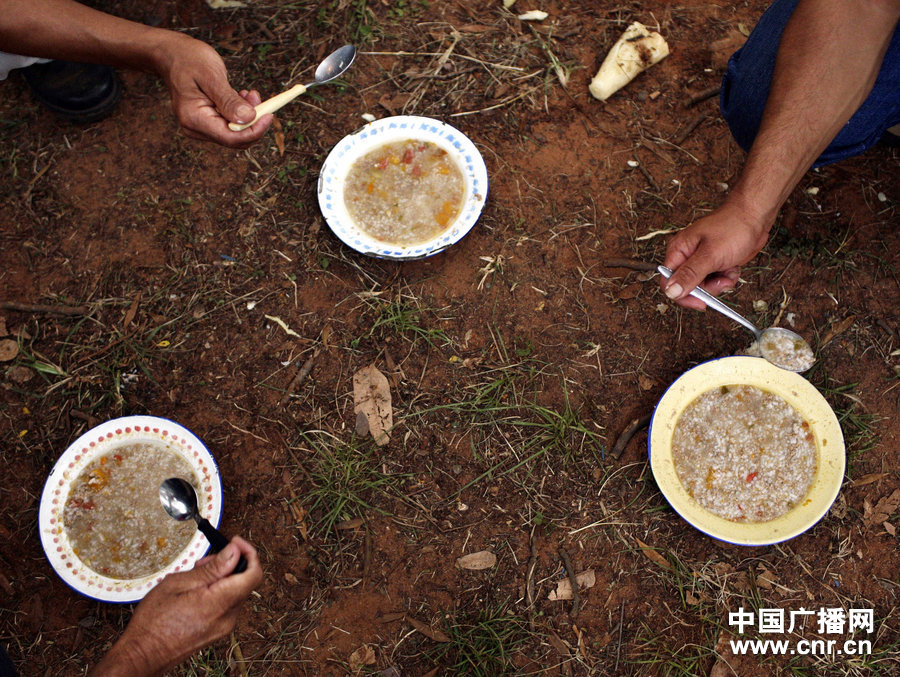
[[1, 1, 898, 675]]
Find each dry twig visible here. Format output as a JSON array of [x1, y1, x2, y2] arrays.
[[684, 85, 720, 107], [278, 350, 319, 409], [673, 113, 708, 146], [602, 259, 657, 272], [611, 414, 652, 459], [1, 301, 90, 316], [558, 546, 582, 618]]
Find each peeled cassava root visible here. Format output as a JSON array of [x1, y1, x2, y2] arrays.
[[589, 22, 670, 101]]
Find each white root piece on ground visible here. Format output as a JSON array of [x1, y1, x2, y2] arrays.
[[589, 22, 670, 101], [518, 10, 548, 21]]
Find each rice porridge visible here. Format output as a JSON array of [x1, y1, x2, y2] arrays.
[[344, 139, 465, 246], [63, 443, 196, 579], [760, 330, 815, 372], [671, 385, 817, 522]]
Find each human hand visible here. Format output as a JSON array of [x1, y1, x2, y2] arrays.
[[152, 33, 272, 148], [89, 537, 262, 677], [661, 197, 772, 311]]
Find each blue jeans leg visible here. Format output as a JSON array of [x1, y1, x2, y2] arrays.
[[721, 0, 900, 167]]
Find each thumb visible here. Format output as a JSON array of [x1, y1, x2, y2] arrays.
[[207, 82, 256, 125], [192, 543, 241, 584], [662, 246, 717, 302]]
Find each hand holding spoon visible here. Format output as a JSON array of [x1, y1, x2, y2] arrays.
[[228, 44, 357, 131], [159, 477, 247, 574], [657, 265, 815, 372]]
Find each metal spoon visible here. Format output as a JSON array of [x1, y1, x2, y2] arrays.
[[657, 265, 815, 372], [159, 477, 247, 574], [228, 44, 357, 131]]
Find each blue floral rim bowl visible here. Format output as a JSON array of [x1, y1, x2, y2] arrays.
[[317, 115, 489, 260]]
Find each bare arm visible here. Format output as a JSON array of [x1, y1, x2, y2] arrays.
[[662, 0, 900, 309], [0, 0, 272, 147]]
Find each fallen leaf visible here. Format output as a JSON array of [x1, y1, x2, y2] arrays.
[[376, 612, 406, 624], [756, 569, 776, 590], [548, 631, 571, 657], [518, 10, 548, 21], [884, 521, 896, 537], [635, 538, 671, 570], [548, 569, 596, 601], [866, 489, 900, 528], [456, 550, 497, 570], [353, 365, 392, 445], [0, 316, 8, 336], [0, 339, 18, 362], [710, 659, 733, 677], [851, 473, 888, 487], [284, 572, 298, 584], [6, 365, 32, 383], [820, 316, 856, 348], [206, 0, 246, 8], [336, 517, 365, 530], [457, 24, 497, 33], [273, 118, 285, 157], [407, 616, 450, 643], [349, 644, 376, 670], [378, 92, 412, 115], [122, 295, 140, 331], [638, 374, 655, 391], [617, 282, 642, 300], [355, 409, 369, 437]]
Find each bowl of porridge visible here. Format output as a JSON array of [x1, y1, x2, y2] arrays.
[[39, 416, 222, 603], [649, 356, 844, 545], [318, 115, 488, 259]]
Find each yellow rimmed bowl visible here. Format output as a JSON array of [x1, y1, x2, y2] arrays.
[[649, 356, 844, 546], [317, 115, 488, 260], [38, 416, 222, 603]]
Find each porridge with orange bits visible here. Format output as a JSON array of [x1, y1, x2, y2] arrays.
[[63, 443, 196, 579], [344, 139, 464, 246], [672, 385, 817, 522]]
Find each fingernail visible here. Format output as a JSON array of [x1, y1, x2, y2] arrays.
[[218, 544, 236, 561], [236, 104, 254, 123], [664, 282, 683, 300]]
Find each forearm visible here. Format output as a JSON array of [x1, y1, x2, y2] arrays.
[[0, 0, 185, 75], [729, 0, 900, 226], [88, 632, 167, 677]]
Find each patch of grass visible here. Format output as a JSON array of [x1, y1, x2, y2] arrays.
[[425, 603, 531, 676], [815, 380, 880, 472], [411, 366, 604, 499], [388, 0, 429, 20], [293, 432, 402, 536], [628, 623, 718, 676], [357, 293, 453, 348], [317, 0, 382, 45], [180, 647, 229, 676]]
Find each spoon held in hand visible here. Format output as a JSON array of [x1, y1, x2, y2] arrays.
[[159, 477, 247, 574]]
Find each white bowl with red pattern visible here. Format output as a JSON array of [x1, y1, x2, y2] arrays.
[[38, 416, 222, 603]]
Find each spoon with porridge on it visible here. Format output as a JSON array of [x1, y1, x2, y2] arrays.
[[657, 265, 815, 372]]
